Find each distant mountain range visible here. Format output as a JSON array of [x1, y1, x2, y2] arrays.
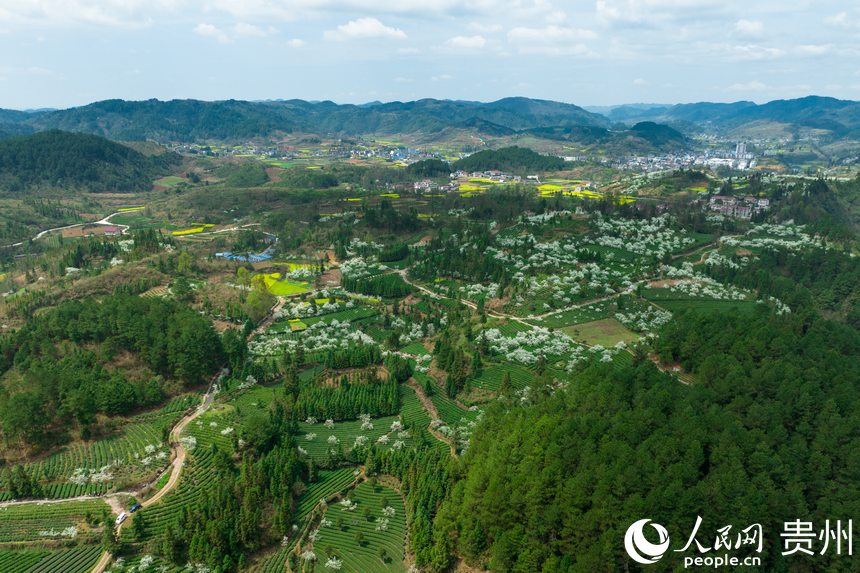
[[0, 97, 607, 142], [592, 96, 860, 140], [0, 95, 858, 151]]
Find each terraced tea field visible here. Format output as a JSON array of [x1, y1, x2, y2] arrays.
[[0, 395, 195, 500], [251, 468, 359, 572], [122, 411, 233, 543], [314, 481, 408, 573], [0, 499, 109, 543], [470, 363, 534, 392], [0, 545, 103, 573]]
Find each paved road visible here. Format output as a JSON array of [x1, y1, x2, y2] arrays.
[[2, 211, 132, 249]]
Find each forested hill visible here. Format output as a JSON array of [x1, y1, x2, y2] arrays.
[[0, 130, 179, 193], [454, 146, 566, 173], [523, 121, 688, 152], [435, 309, 860, 571], [5, 97, 610, 141]]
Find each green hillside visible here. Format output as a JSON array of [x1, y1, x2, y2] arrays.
[[0, 130, 178, 192]]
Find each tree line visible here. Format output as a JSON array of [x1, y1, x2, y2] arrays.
[[0, 295, 226, 450], [294, 372, 400, 421]]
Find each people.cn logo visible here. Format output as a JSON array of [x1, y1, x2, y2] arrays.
[[625, 519, 671, 565]]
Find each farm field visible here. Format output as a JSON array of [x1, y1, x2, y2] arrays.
[[471, 363, 534, 392], [154, 176, 186, 187], [301, 306, 380, 326], [399, 342, 430, 356], [297, 414, 413, 463], [399, 385, 448, 451], [107, 213, 161, 229], [0, 499, 109, 543], [314, 481, 408, 573], [412, 371, 481, 431], [0, 545, 103, 573], [651, 298, 758, 314], [0, 395, 195, 500], [121, 411, 233, 544], [254, 272, 310, 296], [562, 318, 640, 347], [531, 299, 614, 328], [297, 468, 359, 520], [248, 469, 358, 573], [642, 287, 757, 314]]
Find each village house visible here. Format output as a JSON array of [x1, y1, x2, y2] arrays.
[[708, 194, 769, 219]]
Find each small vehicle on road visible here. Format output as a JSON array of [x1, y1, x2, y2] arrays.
[[129, 503, 142, 513], [115, 512, 127, 525]]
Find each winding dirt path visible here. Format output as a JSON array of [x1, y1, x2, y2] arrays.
[[407, 379, 457, 457], [89, 372, 222, 572]]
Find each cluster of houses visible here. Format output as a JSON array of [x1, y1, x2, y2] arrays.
[[412, 169, 523, 193], [707, 195, 770, 219], [450, 170, 522, 183]]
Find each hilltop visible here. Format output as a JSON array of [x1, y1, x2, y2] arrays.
[[0, 130, 179, 193]]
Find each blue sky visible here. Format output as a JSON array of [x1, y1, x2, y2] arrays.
[[0, 0, 858, 109]]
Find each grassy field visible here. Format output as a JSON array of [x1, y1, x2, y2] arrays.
[[315, 481, 407, 573], [154, 176, 186, 187], [563, 318, 640, 347]]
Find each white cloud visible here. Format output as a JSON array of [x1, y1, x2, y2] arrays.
[[633, 77, 647, 86], [545, 10, 567, 24], [445, 35, 486, 49], [0, 0, 178, 28], [287, 38, 306, 47], [323, 17, 407, 41], [795, 44, 832, 56], [233, 22, 273, 38], [432, 74, 454, 81], [194, 22, 231, 44], [508, 25, 596, 42], [825, 11, 859, 29], [734, 19, 762, 37], [507, 24, 596, 56], [469, 22, 502, 33], [728, 80, 766, 92], [209, 0, 501, 21], [727, 44, 785, 61], [596, 0, 723, 27]]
